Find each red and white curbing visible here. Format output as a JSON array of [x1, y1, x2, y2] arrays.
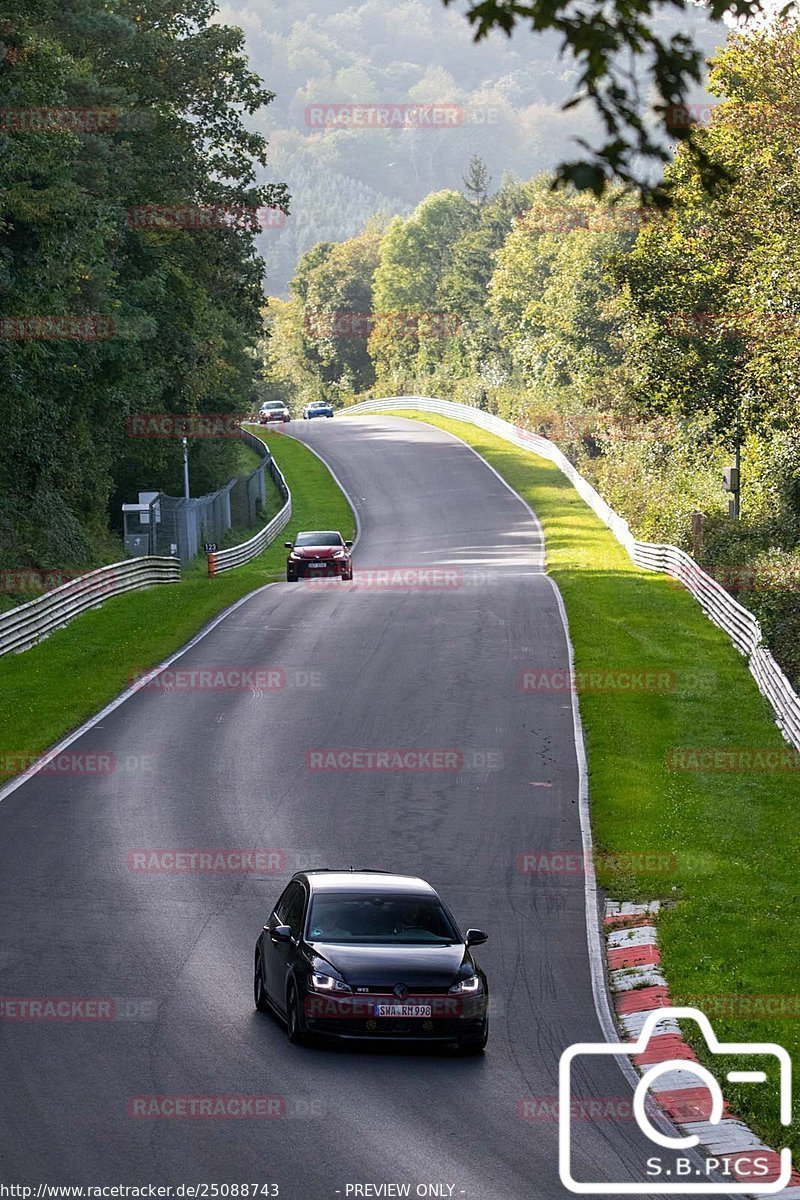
[[604, 901, 800, 1198]]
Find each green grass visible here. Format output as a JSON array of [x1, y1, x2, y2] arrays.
[[0, 428, 354, 785], [361, 409, 799, 1153]]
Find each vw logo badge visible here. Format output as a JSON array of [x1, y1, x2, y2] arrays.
[[393, 982, 409, 999]]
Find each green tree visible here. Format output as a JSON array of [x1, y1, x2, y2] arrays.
[[462, 155, 491, 208], [293, 228, 383, 396], [619, 21, 800, 439], [0, 0, 287, 566], [369, 189, 474, 387]]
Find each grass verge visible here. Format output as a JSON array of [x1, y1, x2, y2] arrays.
[[0, 428, 354, 786], [364, 409, 799, 1153]]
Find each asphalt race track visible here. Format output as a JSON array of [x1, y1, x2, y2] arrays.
[[0, 416, 717, 1197]]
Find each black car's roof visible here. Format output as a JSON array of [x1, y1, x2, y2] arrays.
[[297, 870, 436, 895]]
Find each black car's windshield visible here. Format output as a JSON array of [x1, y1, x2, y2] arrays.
[[306, 892, 460, 944], [295, 531, 342, 547]]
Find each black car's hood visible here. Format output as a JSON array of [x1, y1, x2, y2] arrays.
[[310, 942, 468, 987]]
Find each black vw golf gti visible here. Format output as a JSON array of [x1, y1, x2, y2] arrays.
[[253, 870, 489, 1052]]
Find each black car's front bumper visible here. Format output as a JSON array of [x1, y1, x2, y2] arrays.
[[301, 992, 487, 1042]]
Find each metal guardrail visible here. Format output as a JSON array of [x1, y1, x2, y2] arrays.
[[346, 395, 800, 751], [0, 557, 181, 658], [207, 429, 292, 575]]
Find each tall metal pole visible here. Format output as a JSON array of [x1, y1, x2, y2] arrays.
[[734, 438, 741, 519], [182, 436, 190, 499]]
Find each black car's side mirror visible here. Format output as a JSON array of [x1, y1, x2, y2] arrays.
[[466, 928, 488, 946], [284, 542, 293, 549], [345, 541, 353, 547], [271, 924, 292, 943]]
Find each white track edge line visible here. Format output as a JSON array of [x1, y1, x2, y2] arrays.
[[373, 412, 738, 1186], [0, 583, 281, 806]]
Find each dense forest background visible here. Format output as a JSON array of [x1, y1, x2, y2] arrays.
[[2, 1, 797, 688], [221, 0, 724, 294], [0, 0, 286, 577], [262, 22, 800, 687]]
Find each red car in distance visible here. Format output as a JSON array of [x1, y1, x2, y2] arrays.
[[285, 530, 353, 582]]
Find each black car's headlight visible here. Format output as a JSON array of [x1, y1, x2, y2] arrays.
[[448, 974, 483, 995], [309, 972, 352, 994]]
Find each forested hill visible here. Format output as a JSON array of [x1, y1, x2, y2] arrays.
[[219, 0, 723, 294], [262, 22, 800, 688]]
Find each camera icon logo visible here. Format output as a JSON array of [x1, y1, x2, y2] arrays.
[[559, 1007, 792, 1194]]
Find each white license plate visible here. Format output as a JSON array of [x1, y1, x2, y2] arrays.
[[375, 1004, 432, 1018], [307, 563, 328, 569]]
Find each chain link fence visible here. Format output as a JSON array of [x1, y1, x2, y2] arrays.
[[126, 433, 271, 564]]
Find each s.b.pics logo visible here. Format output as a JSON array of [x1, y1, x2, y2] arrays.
[[559, 1008, 792, 1194]]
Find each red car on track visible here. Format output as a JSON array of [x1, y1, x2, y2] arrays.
[[285, 530, 353, 582]]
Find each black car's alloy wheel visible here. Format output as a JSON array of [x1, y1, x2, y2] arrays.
[[254, 951, 269, 1013], [286, 982, 306, 1045]]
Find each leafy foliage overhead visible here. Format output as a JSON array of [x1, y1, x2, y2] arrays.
[[442, 0, 780, 198]]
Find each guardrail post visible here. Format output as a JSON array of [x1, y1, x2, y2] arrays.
[[207, 552, 217, 579]]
